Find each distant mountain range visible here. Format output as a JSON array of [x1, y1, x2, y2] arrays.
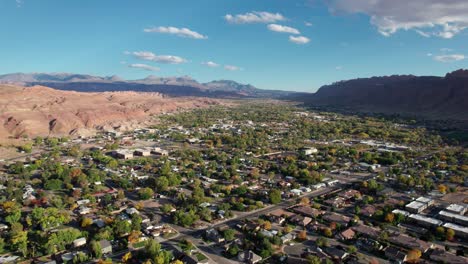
[[2, 70, 467, 121], [0, 72, 297, 98], [296, 69, 468, 121]]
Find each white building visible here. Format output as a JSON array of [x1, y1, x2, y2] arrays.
[[408, 214, 443, 227], [446, 204, 468, 215]]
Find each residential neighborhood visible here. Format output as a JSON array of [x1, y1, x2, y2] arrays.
[[0, 104, 466, 264]]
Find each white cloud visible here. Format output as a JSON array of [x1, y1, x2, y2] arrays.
[[289, 35, 310, 44], [129, 51, 187, 64], [426, 53, 433, 57], [144, 26, 207, 39], [305, 22, 313, 27], [202, 61, 220, 68], [128, 64, 160, 71], [440, 48, 453, 52], [335, 66, 343, 70], [224, 65, 242, 71], [328, 0, 468, 38], [16, 0, 23, 7], [225, 11, 286, 24], [433, 54, 465, 62], [267, 24, 300, 34]]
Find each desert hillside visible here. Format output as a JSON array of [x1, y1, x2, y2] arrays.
[[300, 69, 468, 121], [0, 84, 221, 143]]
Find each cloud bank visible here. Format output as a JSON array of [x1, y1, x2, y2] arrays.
[[328, 0, 468, 38]]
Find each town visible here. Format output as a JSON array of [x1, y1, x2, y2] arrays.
[[0, 102, 466, 264]]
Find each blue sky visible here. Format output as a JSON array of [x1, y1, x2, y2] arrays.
[[0, 0, 467, 92]]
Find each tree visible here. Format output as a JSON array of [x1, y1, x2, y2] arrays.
[[223, 229, 235, 241], [19, 144, 33, 153], [438, 184, 447, 194], [156, 176, 169, 192], [347, 245, 357, 253], [73, 252, 89, 264], [81, 217, 93, 228], [446, 228, 455, 241], [269, 189, 282, 204], [122, 252, 132, 263], [138, 187, 154, 200], [263, 221, 272, 230], [307, 255, 321, 264], [300, 197, 310, 205], [298, 230, 307, 241], [385, 213, 395, 223], [315, 237, 328, 247], [91, 240, 102, 258], [10, 223, 28, 256], [406, 249, 422, 263], [323, 228, 333, 237], [0, 238, 4, 254]]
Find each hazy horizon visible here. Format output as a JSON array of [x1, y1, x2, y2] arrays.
[[1, 0, 467, 92]]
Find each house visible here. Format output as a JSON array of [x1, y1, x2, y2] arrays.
[[73, 237, 86, 248], [0, 256, 19, 263], [0, 224, 9, 231], [324, 197, 346, 208], [360, 205, 376, 217], [238, 250, 262, 264], [337, 189, 361, 200], [268, 209, 295, 224], [323, 213, 351, 226], [300, 147, 318, 156], [325, 179, 340, 186], [351, 225, 380, 239], [324, 247, 349, 261], [338, 228, 355, 241], [99, 239, 113, 255], [281, 233, 296, 243], [125, 207, 139, 215], [387, 234, 433, 253], [78, 206, 91, 215], [384, 246, 407, 264], [206, 228, 224, 243], [312, 183, 326, 190], [292, 206, 323, 218], [429, 249, 468, 264]]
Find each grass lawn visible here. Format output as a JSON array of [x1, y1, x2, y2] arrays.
[[133, 241, 146, 248], [195, 252, 208, 262]]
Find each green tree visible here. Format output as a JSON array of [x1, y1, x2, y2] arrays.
[[223, 229, 235, 241], [90, 240, 102, 258], [138, 188, 154, 200], [269, 189, 282, 204]]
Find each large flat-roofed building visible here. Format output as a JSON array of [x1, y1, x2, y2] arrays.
[[406, 201, 427, 213], [443, 223, 468, 239], [439, 210, 468, 226], [416, 196, 434, 206], [134, 148, 151, 157], [408, 214, 443, 227], [392, 209, 410, 217], [405, 197, 434, 213], [112, 150, 134, 160], [446, 204, 467, 215]]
